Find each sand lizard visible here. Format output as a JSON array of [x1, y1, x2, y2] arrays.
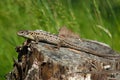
[[17, 30, 120, 58]]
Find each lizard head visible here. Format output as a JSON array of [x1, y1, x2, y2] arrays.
[[17, 30, 35, 40]]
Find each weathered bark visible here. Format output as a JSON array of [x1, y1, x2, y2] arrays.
[[6, 39, 120, 80]]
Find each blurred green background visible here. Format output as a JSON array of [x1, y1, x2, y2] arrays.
[[0, 0, 120, 79]]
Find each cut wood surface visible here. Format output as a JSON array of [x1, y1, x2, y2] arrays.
[[6, 39, 120, 80]]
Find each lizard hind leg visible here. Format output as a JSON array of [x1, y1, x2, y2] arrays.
[[43, 43, 61, 51], [51, 42, 62, 50], [50, 41, 63, 50]]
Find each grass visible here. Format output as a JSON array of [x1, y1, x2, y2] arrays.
[[0, 0, 120, 79]]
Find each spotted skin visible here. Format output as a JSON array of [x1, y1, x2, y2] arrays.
[[17, 30, 120, 58]]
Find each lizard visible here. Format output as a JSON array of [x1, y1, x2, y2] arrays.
[[17, 30, 120, 58]]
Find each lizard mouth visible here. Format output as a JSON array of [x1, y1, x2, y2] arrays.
[[17, 30, 35, 40], [17, 30, 28, 36]]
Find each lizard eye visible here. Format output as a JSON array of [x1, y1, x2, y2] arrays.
[[21, 31, 24, 34], [31, 33, 33, 35]]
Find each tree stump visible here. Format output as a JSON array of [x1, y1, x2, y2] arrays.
[[6, 39, 120, 80]]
